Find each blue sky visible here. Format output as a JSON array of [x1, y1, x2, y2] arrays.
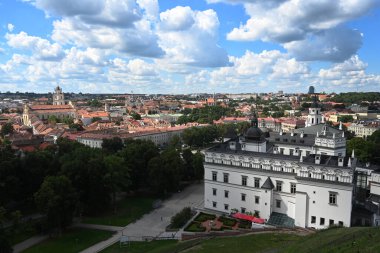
[[0, 0, 379, 94]]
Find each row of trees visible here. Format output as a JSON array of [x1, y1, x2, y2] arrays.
[[181, 122, 251, 148], [0, 136, 204, 240], [177, 105, 241, 124], [347, 130, 380, 164]]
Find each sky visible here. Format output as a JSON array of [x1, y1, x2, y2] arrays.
[[0, 0, 379, 94]]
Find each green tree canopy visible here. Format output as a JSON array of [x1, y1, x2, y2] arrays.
[[34, 175, 78, 233]]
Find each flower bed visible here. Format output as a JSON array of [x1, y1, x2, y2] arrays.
[[218, 216, 237, 227], [193, 212, 216, 222], [238, 220, 252, 229], [184, 221, 207, 232]]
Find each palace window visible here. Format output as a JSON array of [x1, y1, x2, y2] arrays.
[[212, 171, 217, 181], [241, 193, 246, 202], [311, 216, 316, 224], [212, 188, 217, 196], [255, 196, 260, 204], [254, 178, 260, 188], [242, 176, 248, 186], [276, 199, 281, 208], [224, 204, 229, 211], [222, 173, 229, 183], [329, 192, 337, 205], [276, 181, 282, 192], [241, 207, 246, 213], [329, 219, 334, 226], [291, 183, 296, 194], [212, 201, 217, 208], [320, 218, 325, 225], [224, 190, 229, 198]]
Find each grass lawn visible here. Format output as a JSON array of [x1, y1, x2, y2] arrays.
[[83, 197, 155, 226], [21, 228, 114, 253], [193, 212, 216, 223], [100, 240, 178, 253], [100, 227, 380, 253], [282, 227, 380, 253]]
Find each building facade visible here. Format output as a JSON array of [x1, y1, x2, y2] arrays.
[[204, 109, 356, 229]]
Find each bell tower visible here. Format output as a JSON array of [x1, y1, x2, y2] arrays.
[[53, 86, 65, 105], [306, 86, 322, 127]]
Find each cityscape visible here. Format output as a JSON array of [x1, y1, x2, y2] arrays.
[[1, 1, 380, 253]]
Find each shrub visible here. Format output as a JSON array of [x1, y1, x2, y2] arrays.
[[238, 220, 252, 229], [170, 207, 194, 229], [184, 221, 206, 232], [218, 216, 237, 227], [193, 212, 216, 222]]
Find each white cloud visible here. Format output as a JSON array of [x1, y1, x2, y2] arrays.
[[284, 27, 363, 62], [157, 7, 229, 68], [7, 24, 15, 32], [225, 0, 379, 62], [6, 31, 65, 61], [37, 0, 164, 58], [160, 6, 195, 31]]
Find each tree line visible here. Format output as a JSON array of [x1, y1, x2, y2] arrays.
[[0, 136, 204, 249]]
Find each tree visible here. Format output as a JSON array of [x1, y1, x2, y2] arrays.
[[102, 137, 124, 153], [148, 149, 184, 196], [192, 152, 204, 181], [0, 207, 12, 253], [347, 138, 375, 163], [34, 176, 78, 233], [339, 115, 354, 123], [120, 140, 159, 190], [130, 112, 141, 120], [0, 123, 13, 137], [104, 155, 130, 212], [91, 117, 102, 123], [48, 115, 59, 124]]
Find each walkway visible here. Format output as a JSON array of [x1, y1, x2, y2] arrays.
[[78, 182, 204, 253], [13, 235, 48, 253]]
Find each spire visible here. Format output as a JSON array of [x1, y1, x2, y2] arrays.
[[342, 131, 345, 137], [348, 157, 352, 167], [300, 155, 303, 162], [351, 149, 355, 159], [339, 121, 343, 130], [321, 116, 325, 123], [250, 108, 258, 128]]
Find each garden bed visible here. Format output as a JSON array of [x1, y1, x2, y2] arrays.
[[184, 221, 206, 232], [193, 212, 216, 223], [217, 216, 237, 227]]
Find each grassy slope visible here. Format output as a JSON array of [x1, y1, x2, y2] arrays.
[[282, 227, 380, 253], [21, 228, 114, 253], [101, 227, 380, 253], [82, 197, 155, 226]]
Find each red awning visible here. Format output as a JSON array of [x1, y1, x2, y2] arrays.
[[232, 213, 265, 224]]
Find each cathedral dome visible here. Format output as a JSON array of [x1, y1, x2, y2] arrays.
[[244, 111, 266, 141], [245, 127, 264, 141]]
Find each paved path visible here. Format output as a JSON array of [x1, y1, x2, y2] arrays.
[[13, 235, 48, 253], [78, 182, 204, 253], [74, 223, 123, 232]]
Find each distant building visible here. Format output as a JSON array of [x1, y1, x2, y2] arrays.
[[22, 87, 76, 126], [348, 122, 380, 139], [53, 86, 65, 105], [281, 119, 305, 133]]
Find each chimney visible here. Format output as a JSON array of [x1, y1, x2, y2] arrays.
[[351, 149, 355, 159], [315, 154, 321, 164], [338, 156, 344, 167]]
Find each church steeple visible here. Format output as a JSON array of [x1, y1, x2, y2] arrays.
[[306, 86, 322, 127]]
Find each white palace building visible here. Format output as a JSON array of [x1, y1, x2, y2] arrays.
[[204, 91, 379, 229]]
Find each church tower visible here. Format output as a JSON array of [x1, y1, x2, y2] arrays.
[[53, 86, 65, 105], [306, 86, 322, 127]]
